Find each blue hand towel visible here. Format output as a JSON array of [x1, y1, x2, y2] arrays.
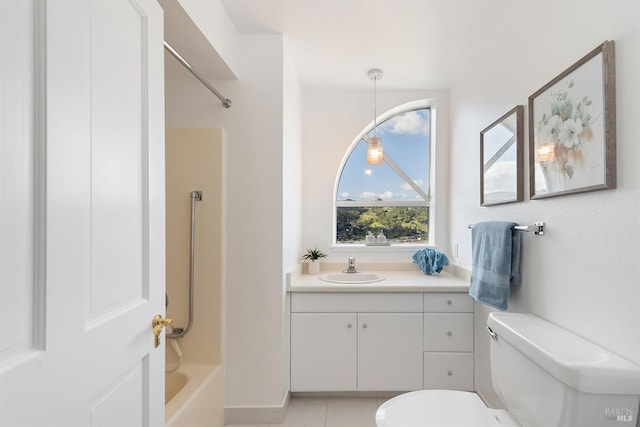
[[469, 221, 522, 311], [413, 248, 449, 275]]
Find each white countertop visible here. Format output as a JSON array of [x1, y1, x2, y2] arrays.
[[288, 267, 470, 293]]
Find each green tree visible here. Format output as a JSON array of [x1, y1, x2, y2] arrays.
[[336, 206, 428, 243]]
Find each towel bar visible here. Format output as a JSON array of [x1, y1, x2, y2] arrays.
[[468, 222, 545, 235]]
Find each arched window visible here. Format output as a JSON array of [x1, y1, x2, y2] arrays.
[[335, 105, 431, 245]]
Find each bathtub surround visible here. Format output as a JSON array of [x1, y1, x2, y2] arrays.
[[165, 128, 224, 426], [165, 129, 223, 367]]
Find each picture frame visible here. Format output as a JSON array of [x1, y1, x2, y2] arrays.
[[529, 40, 616, 199], [480, 105, 524, 206]]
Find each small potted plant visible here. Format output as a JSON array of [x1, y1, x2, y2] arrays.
[[300, 247, 327, 275]]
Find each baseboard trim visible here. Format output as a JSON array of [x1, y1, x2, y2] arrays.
[[224, 392, 290, 424], [291, 391, 402, 399]]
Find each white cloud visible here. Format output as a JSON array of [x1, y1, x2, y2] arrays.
[[341, 192, 351, 198], [359, 191, 377, 199], [382, 111, 429, 136], [400, 179, 424, 191], [358, 190, 397, 200], [381, 191, 395, 199]]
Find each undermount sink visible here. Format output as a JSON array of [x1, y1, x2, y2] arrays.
[[319, 272, 385, 284]]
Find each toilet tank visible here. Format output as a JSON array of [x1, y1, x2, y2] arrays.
[[488, 312, 640, 427]]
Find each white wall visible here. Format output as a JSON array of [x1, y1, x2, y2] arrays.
[[166, 34, 293, 414], [175, 0, 240, 76], [160, 0, 238, 79], [301, 89, 450, 262], [447, 2, 640, 406], [282, 38, 303, 400]]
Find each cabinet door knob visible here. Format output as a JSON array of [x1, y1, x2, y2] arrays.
[[362, 323, 368, 329], [447, 331, 453, 336], [447, 370, 453, 376], [347, 323, 352, 329]]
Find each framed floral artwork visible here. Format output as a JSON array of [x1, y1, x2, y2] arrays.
[[529, 40, 616, 199]]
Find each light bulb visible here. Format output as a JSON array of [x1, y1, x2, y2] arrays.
[[367, 136, 383, 165]]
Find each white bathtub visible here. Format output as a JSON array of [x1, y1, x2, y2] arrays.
[[165, 364, 224, 427]]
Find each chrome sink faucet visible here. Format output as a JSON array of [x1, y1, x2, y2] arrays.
[[344, 257, 358, 273]]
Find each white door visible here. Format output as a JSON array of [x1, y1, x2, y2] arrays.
[[0, 0, 165, 425]]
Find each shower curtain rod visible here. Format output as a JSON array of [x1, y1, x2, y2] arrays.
[[164, 41, 232, 108]]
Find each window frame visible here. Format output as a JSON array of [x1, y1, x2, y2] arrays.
[[333, 100, 435, 248]]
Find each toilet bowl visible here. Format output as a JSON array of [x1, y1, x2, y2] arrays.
[[376, 312, 640, 427], [376, 389, 518, 427]]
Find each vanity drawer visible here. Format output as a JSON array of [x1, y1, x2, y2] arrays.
[[424, 293, 473, 313], [291, 292, 423, 313], [423, 352, 474, 391], [424, 313, 473, 352]]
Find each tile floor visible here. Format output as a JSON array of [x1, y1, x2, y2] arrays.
[[226, 396, 391, 427]]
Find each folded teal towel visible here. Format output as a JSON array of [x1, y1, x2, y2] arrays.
[[469, 221, 522, 310], [413, 249, 449, 275]]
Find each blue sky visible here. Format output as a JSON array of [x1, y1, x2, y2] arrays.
[[337, 109, 430, 202]]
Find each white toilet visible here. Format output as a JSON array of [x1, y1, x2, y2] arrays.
[[376, 312, 640, 427]]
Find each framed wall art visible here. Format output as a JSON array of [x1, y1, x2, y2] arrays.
[[529, 40, 616, 199], [480, 105, 524, 206]]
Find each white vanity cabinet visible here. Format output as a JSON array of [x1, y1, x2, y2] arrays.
[[290, 293, 423, 392], [289, 290, 474, 392], [423, 293, 475, 391]]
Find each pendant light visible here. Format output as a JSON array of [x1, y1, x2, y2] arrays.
[[367, 69, 383, 165]]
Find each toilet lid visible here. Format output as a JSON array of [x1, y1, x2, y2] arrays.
[[376, 390, 519, 427]]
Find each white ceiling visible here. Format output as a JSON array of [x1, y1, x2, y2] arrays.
[[219, 0, 506, 90], [166, 1, 625, 91]]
